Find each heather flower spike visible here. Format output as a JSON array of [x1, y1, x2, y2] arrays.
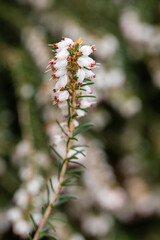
[[47, 37, 96, 112], [31, 37, 97, 240]]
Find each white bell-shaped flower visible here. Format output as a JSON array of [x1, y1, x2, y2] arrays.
[[77, 68, 86, 83], [80, 45, 95, 56], [53, 59, 68, 70], [56, 90, 69, 102], [77, 56, 96, 68], [55, 49, 69, 60], [54, 75, 69, 91]]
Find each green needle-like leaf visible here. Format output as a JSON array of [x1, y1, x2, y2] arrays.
[[53, 199, 67, 207], [61, 178, 72, 186], [79, 88, 87, 91], [41, 207, 45, 215], [61, 176, 79, 186], [58, 163, 62, 180], [58, 159, 66, 180], [71, 113, 78, 119], [75, 122, 94, 130], [83, 66, 91, 71], [66, 169, 84, 174], [56, 120, 68, 137], [75, 149, 86, 157], [71, 144, 89, 149], [30, 214, 38, 230], [70, 148, 86, 157], [70, 137, 78, 141], [58, 194, 78, 200], [67, 99, 71, 127], [77, 95, 96, 98], [39, 233, 58, 240], [74, 43, 79, 51], [69, 161, 86, 168], [46, 220, 56, 232], [29, 233, 32, 240], [77, 53, 83, 58], [49, 178, 55, 193], [84, 78, 92, 81], [41, 226, 53, 233], [48, 217, 67, 223], [75, 107, 88, 112], [81, 82, 94, 87], [50, 145, 63, 160], [72, 123, 94, 137], [66, 137, 78, 148], [65, 153, 78, 161], [46, 183, 50, 206]]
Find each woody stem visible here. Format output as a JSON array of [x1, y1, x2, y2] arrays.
[[32, 86, 76, 240]]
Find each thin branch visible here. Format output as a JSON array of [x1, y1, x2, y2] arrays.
[[32, 83, 76, 240]]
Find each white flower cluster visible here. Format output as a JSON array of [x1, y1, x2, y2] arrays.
[[47, 37, 97, 118], [120, 10, 160, 55], [6, 140, 49, 237], [7, 175, 43, 237]]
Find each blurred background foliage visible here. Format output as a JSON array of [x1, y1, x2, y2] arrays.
[[0, 0, 160, 240]]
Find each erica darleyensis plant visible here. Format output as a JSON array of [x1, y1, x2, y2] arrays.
[[31, 37, 97, 240]]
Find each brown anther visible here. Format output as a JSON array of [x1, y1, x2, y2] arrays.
[[53, 43, 57, 48], [54, 96, 60, 103], [51, 66, 56, 71], [91, 46, 96, 52], [91, 63, 96, 67], [52, 74, 56, 79]]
